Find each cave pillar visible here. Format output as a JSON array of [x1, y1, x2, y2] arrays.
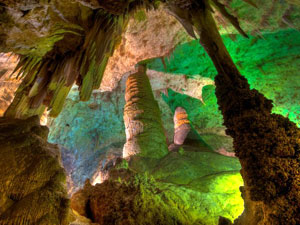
[[190, 3, 300, 224], [123, 65, 168, 159]]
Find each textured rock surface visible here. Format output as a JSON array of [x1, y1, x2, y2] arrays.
[[1, 0, 298, 58], [123, 67, 168, 159], [71, 151, 243, 225], [0, 53, 20, 116], [192, 5, 300, 224], [48, 85, 126, 193], [48, 28, 300, 199], [0, 116, 70, 224], [48, 69, 213, 192], [100, 8, 188, 91]]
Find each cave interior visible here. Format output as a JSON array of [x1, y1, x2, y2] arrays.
[[0, 0, 299, 225]]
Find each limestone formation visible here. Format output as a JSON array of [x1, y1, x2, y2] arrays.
[[0, 1, 299, 224], [168, 107, 191, 151], [70, 176, 194, 225], [0, 116, 70, 225], [0, 53, 20, 116], [175, 2, 300, 224], [70, 148, 243, 225], [173, 107, 191, 145], [123, 65, 168, 159], [2, 0, 298, 119]]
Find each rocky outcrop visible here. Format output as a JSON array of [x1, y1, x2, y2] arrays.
[[0, 116, 70, 224], [123, 65, 168, 159], [100, 8, 187, 91], [217, 77, 300, 224], [71, 148, 244, 225]]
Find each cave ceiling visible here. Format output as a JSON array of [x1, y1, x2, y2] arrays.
[[0, 0, 299, 118]]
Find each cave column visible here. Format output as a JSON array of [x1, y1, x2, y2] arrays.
[[190, 2, 300, 224], [123, 64, 168, 159]]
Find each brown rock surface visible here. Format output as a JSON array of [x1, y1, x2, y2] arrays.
[[0, 116, 70, 224], [0, 53, 20, 116], [70, 175, 191, 225], [100, 9, 188, 91]]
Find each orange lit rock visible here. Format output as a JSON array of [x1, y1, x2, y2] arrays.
[[173, 107, 191, 146]]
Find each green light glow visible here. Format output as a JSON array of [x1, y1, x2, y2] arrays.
[[148, 29, 300, 127]]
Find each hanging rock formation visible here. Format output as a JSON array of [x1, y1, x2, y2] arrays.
[[123, 65, 168, 159], [1, 0, 300, 224], [1, 0, 299, 120], [0, 116, 70, 224]]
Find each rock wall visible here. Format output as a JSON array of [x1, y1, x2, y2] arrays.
[[0, 53, 20, 116], [0, 116, 70, 224]]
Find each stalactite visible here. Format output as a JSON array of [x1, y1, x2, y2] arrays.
[[5, 9, 129, 119], [123, 65, 168, 159]]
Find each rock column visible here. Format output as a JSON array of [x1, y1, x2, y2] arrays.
[[123, 65, 168, 159], [190, 3, 300, 224]]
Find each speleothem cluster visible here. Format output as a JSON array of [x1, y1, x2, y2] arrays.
[[0, 0, 299, 224]]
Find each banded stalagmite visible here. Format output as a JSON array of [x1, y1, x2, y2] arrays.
[[168, 107, 191, 151], [123, 64, 168, 159]]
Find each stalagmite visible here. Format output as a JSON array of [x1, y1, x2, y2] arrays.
[[123, 64, 168, 159], [168, 107, 191, 151], [186, 2, 300, 224]]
